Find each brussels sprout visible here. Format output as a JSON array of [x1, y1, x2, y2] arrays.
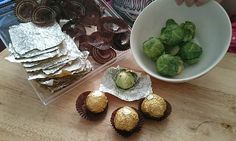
[[179, 41, 202, 60], [165, 46, 180, 56], [181, 21, 196, 42], [166, 19, 178, 27], [115, 70, 137, 90], [156, 54, 184, 77], [160, 19, 184, 46], [184, 58, 200, 65], [143, 37, 165, 61]]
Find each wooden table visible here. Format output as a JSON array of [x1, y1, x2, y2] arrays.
[[0, 49, 236, 141]]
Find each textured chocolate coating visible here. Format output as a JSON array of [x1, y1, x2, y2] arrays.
[[141, 94, 167, 118], [85, 91, 108, 113], [114, 106, 139, 132]]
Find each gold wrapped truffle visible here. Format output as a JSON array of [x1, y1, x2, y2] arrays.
[[114, 106, 139, 132], [141, 94, 167, 118], [85, 91, 108, 113]]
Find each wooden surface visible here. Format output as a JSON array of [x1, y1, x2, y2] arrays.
[[0, 49, 236, 141]]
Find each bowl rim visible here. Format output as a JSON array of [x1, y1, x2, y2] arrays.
[[130, 0, 232, 83]]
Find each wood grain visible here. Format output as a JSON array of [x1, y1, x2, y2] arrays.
[[0, 49, 236, 141]]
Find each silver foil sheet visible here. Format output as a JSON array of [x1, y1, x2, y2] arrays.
[[99, 66, 153, 101], [9, 22, 65, 55], [6, 49, 60, 63], [6, 22, 93, 93], [8, 43, 60, 59], [24, 56, 69, 72], [27, 55, 91, 80]]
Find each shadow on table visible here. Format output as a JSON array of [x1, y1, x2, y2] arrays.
[[0, 39, 5, 52]]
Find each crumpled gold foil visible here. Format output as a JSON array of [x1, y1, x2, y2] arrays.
[[85, 91, 108, 113], [114, 106, 139, 131], [141, 94, 167, 118]]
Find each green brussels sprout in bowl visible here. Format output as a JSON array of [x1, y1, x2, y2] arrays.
[[143, 37, 164, 61], [180, 21, 196, 42], [179, 42, 202, 65], [156, 54, 184, 77], [131, 0, 232, 82], [160, 19, 184, 46]]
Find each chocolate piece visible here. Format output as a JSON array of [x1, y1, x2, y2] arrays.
[[112, 31, 130, 51], [97, 17, 129, 34], [139, 94, 172, 121], [76, 91, 108, 120], [91, 48, 116, 64], [110, 106, 144, 137], [15, 0, 38, 22], [32, 6, 56, 27], [85, 91, 108, 113], [87, 31, 114, 50]]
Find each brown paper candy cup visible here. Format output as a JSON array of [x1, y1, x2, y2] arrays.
[[110, 107, 144, 137], [76, 91, 108, 121], [32, 6, 56, 27], [15, 0, 38, 22], [139, 98, 172, 121]]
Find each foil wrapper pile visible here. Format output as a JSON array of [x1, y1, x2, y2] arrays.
[[6, 22, 93, 92], [99, 66, 153, 101]]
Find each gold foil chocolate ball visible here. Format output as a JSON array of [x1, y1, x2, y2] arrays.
[[141, 94, 167, 118], [114, 106, 139, 132], [85, 91, 108, 113]]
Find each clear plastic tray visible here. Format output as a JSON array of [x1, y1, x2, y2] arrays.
[[0, 0, 130, 105]]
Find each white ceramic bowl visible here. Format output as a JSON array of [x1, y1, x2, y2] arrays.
[[131, 0, 232, 83]]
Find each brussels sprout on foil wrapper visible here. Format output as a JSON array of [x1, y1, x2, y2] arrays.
[[115, 69, 138, 90], [143, 37, 165, 61], [156, 54, 184, 77], [99, 66, 152, 101]]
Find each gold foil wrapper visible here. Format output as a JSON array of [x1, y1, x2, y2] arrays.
[[85, 91, 108, 113], [141, 94, 167, 118], [114, 106, 139, 132]]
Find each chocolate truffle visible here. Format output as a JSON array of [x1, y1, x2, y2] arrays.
[[85, 91, 108, 113], [115, 70, 137, 90], [141, 94, 167, 118], [114, 106, 139, 132]]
